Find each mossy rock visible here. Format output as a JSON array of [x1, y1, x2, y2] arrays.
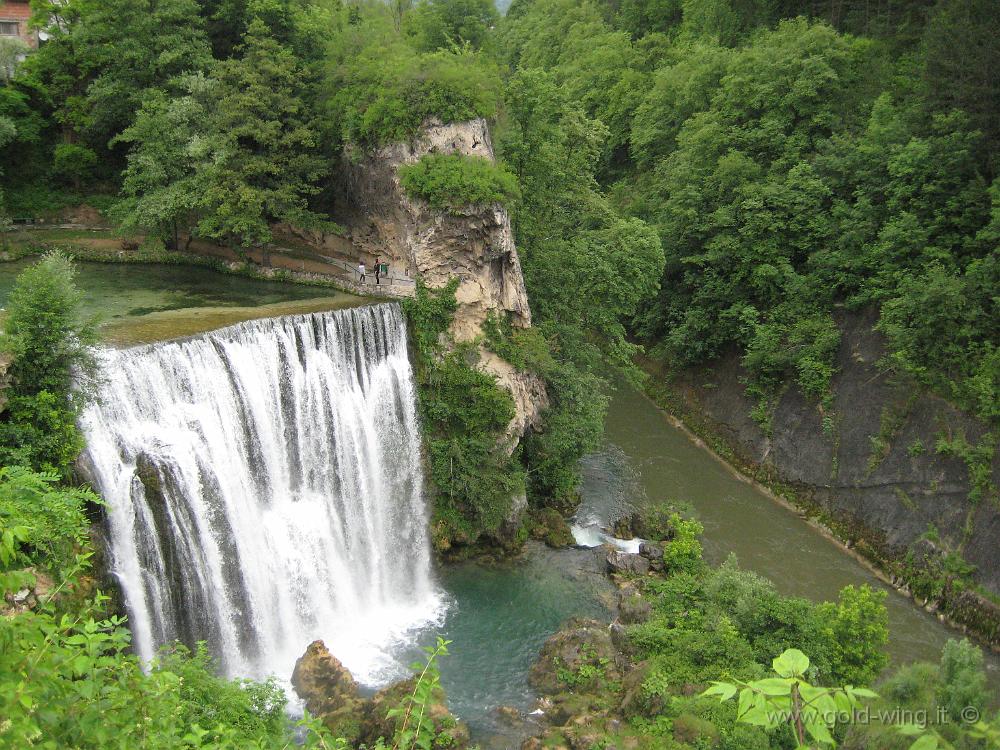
[[529, 508, 575, 548], [673, 712, 720, 746], [291, 640, 365, 743], [613, 502, 692, 542], [359, 675, 470, 749], [529, 618, 622, 697]]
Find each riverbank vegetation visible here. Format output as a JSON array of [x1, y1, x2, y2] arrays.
[[525, 503, 998, 749]]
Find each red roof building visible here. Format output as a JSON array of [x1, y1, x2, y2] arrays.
[[0, 1, 38, 50]]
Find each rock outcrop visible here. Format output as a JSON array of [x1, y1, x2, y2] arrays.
[[338, 118, 548, 444], [291, 639, 469, 748], [291, 640, 364, 741], [1, 567, 54, 616]]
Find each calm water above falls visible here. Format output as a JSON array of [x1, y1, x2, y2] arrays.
[[0, 259, 364, 345]]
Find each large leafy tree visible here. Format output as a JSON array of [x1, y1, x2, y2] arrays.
[[112, 76, 214, 249], [115, 20, 326, 255], [24, 0, 212, 157], [192, 19, 326, 253]]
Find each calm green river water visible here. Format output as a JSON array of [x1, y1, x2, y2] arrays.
[[0, 259, 364, 344], [428, 382, 999, 745]]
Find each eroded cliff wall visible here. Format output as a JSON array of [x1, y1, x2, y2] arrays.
[[653, 309, 1000, 642]]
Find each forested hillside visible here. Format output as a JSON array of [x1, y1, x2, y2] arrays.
[[493, 0, 1000, 622], [1, 0, 999, 747], [500, 0, 998, 430]]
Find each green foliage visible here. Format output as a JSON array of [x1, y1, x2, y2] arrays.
[[154, 643, 291, 747], [521, 357, 607, 505], [326, 7, 501, 151], [192, 20, 326, 250], [51, 143, 98, 189], [498, 67, 664, 372], [0, 465, 94, 577], [0, 252, 95, 474], [934, 431, 998, 505], [816, 585, 889, 687], [399, 153, 520, 211], [556, 644, 610, 689], [702, 648, 879, 747], [0, 589, 335, 749], [386, 637, 452, 750], [2, 251, 94, 397], [115, 20, 327, 252], [406, 0, 499, 53], [660, 513, 704, 574], [481, 311, 608, 507], [111, 81, 213, 249], [22, 0, 213, 164], [936, 639, 989, 724], [403, 282, 525, 545], [624, 543, 890, 698], [489, 0, 999, 432], [844, 639, 996, 750]]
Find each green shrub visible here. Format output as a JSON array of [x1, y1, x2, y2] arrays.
[[0, 465, 94, 575], [52, 144, 99, 189], [937, 639, 989, 722], [403, 281, 525, 545], [399, 153, 520, 211], [154, 643, 290, 745], [0, 253, 96, 475], [335, 44, 501, 150], [660, 513, 704, 574], [816, 585, 889, 687]]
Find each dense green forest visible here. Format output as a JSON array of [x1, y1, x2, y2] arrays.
[[1, 0, 999, 746]]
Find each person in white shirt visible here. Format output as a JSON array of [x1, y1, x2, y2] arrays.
[[358, 261, 366, 284]]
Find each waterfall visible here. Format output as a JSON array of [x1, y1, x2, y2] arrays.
[[79, 303, 445, 685]]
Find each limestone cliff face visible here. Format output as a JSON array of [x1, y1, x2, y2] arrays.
[[339, 118, 548, 442]]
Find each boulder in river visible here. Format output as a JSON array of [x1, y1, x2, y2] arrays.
[[292, 640, 469, 747], [291, 640, 364, 741], [530, 508, 576, 548], [616, 584, 652, 625], [605, 550, 650, 576], [528, 617, 622, 696]]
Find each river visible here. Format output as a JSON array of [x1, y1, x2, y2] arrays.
[[429, 380, 1000, 743], [0, 258, 364, 345]]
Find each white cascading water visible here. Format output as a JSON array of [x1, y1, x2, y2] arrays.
[[79, 303, 446, 685]]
